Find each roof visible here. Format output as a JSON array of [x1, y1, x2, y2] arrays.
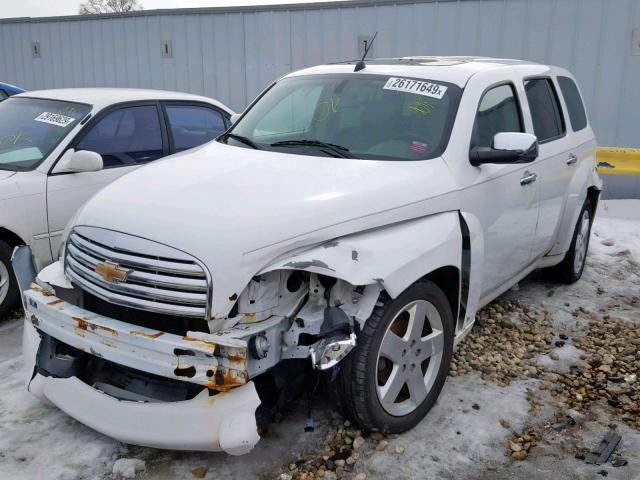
[[0, 81, 25, 94], [286, 56, 543, 87], [14, 88, 233, 113]]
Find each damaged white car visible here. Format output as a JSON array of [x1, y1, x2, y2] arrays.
[[14, 57, 602, 455]]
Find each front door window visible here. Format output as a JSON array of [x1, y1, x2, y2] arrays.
[[76, 105, 163, 168]]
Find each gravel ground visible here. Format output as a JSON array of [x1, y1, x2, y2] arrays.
[[0, 200, 638, 480]]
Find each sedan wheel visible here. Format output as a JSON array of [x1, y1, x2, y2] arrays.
[[0, 259, 9, 306], [0, 240, 20, 318]]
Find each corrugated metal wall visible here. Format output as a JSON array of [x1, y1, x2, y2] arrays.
[[1, 0, 639, 147]]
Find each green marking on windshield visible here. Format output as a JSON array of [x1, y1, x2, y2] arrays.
[[57, 106, 77, 116], [0, 130, 33, 145], [408, 98, 437, 116], [312, 97, 343, 122]]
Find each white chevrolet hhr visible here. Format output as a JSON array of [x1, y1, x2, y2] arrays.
[[0, 88, 233, 317], [14, 57, 601, 455]]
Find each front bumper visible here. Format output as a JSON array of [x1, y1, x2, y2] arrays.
[[25, 332, 260, 454], [14, 247, 261, 454], [24, 283, 249, 390]]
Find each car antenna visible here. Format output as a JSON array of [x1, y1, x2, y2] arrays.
[[354, 32, 378, 72]]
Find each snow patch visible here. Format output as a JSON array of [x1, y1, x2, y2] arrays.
[[364, 375, 534, 478], [537, 343, 585, 374], [112, 458, 146, 478]]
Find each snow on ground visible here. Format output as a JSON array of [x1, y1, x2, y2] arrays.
[[0, 200, 638, 480]]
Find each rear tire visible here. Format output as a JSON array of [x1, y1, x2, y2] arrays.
[[0, 240, 20, 319], [331, 280, 454, 433], [546, 200, 593, 284]]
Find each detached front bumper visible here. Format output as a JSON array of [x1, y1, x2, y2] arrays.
[[14, 247, 261, 454]]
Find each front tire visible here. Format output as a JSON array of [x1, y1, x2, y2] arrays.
[[0, 240, 20, 319], [333, 280, 454, 433], [547, 200, 593, 284]]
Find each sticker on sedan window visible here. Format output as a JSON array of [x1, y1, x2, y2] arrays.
[[383, 77, 448, 99], [34, 112, 75, 127]]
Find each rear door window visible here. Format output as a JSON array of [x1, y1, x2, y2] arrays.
[[165, 105, 227, 152], [524, 78, 565, 142], [76, 105, 164, 168], [0, 90, 8, 101], [557, 76, 587, 132], [471, 83, 523, 149]]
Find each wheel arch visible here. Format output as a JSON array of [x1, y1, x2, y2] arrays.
[[421, 266, 460, 331], [586, 185, 601, 215], [0, 227, 26, 250]]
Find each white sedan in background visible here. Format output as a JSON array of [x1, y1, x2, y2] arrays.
[[0, 88, 233, 317]]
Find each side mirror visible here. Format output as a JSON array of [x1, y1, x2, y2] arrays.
[[229, 113, 241, 125], [53, 149, 103, 174], [469, 132, 538, 166]]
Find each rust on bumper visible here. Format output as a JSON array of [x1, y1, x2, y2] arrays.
[[25, 283, 248, 391]]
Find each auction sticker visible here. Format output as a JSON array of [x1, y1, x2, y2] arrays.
[[34, 112, 75, 127], [383, 77, 447, 99]]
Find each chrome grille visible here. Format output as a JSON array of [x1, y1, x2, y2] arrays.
[[65, 227, 209, 318]]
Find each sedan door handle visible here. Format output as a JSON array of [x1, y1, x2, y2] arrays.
[[520, 171, 537, 186], [566, 153, 578, 165]]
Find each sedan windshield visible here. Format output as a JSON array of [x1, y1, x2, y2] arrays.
[[0, 98, 90, 171], [223, 74, 461, 160]]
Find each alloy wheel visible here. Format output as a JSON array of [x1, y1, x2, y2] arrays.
[[573, 209, 591, 275], [0, 260, 9, 306], [375, 299, 444, 417]]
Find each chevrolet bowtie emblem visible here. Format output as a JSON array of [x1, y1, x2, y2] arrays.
[[95, 262, 131, 283]]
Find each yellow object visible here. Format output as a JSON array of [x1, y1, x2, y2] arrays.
[[596, 147, 640, 176]]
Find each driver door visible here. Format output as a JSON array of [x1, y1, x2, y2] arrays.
[[46, 103, 166, 257], [462, 82, 540, 296]]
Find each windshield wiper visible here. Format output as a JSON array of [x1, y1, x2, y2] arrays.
[[222, 133, 261, 150], [270, 139, 352, 158]]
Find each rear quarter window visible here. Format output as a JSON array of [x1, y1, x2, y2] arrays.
[[524, 78, 565, 142], [557, 76, 588, 132]]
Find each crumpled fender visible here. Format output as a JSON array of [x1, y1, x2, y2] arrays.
[[260, 211, 462, 299]]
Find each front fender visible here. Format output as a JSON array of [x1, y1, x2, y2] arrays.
[[260, 211, 462, 300]]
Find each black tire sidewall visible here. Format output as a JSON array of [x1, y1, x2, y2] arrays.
[[565, 200, 593, 282], [359, 281, 454, 432], [0, 241, 20, 319]]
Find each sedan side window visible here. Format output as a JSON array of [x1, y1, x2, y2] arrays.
[[471, 83, 523, 149], [524, 78, 565, 142], [165, 105, 227, 152], [0, 90, 7, 101], [76, 105, 164, 168]]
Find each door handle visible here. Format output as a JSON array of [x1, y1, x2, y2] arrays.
[[566, 153, 578, 165], [520, 171, 537, 186]]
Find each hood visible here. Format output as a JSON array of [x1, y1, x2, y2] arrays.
[[0, 170, 16, 182], [74, 142, 457, 316], [0, 170, 20, 202]]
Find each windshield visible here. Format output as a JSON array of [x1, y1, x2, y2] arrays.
[[223, 74, 461, 160], [0, 98, 90, 171]]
